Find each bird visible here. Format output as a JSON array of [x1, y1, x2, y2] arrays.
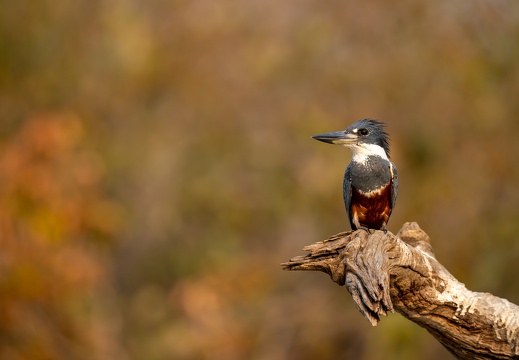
[[312, 119, 398, 232]]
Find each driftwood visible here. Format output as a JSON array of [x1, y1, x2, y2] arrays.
[[281, 222, 519, 359]]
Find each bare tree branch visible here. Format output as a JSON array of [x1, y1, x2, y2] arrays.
[[281, 222, 519, 359]]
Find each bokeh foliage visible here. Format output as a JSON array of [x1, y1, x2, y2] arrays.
[[1, 1, 519, 359]]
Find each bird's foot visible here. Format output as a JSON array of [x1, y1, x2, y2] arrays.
[[358, 226, 374, 234]]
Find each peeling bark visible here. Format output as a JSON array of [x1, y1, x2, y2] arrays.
[[281, 222, 519, 359]]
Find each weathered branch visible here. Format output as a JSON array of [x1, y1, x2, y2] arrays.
[[281, 222, 519, 359]]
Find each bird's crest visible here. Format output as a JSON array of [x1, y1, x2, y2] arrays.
[[351, 118, 391, 158]]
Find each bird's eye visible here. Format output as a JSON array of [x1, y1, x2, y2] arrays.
[[358, 128, 369, 136]]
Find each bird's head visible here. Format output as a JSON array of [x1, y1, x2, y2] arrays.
[[312, 119, 391, 159]]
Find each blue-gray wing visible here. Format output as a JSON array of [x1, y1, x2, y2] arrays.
[[343, 165, 354, 229], [390, 162, 398, 210]]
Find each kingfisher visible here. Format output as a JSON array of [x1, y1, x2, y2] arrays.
[[312, 119, 398, 232]]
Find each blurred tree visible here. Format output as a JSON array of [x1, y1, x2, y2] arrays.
[[0, 115, 125, 360]]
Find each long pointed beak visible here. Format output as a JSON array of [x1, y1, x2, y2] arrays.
[[311, 130, 357, 145]]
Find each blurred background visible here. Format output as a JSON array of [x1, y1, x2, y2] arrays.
[[1, 1, 519, 359]]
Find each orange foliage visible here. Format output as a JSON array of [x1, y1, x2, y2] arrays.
[[0, 114, 122, 360]]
